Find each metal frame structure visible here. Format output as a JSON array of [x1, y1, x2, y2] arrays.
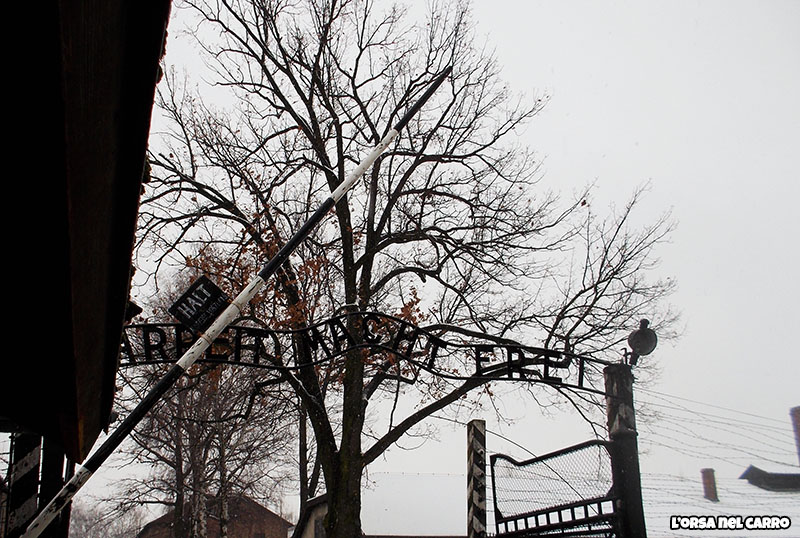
[[490, 440, 619, 538]]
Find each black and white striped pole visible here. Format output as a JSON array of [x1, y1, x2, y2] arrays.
[[467, 419, 487, 538], [24, 66, 452, 538], [6, 433, 42, 538]]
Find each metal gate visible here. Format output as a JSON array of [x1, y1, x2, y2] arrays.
[[490, 440, 619, 537]]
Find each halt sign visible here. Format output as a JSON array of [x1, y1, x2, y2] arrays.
[[168, 276, 231, 332]]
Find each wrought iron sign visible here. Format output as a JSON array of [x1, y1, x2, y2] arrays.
[[121, 311, 613, 394]]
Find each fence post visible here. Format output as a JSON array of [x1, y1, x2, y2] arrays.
[[6, 433, 42, 538], [604, 363, 647, 538], [467, 419, 487, 538], [38, 438, 70, 538]]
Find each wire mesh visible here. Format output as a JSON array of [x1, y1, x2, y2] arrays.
[[490, 440, 617, 536]]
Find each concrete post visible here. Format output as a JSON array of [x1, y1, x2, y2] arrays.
[[604, 363, 647, 538]]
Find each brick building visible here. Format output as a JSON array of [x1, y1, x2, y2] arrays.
[[137, 495, 292, 538]]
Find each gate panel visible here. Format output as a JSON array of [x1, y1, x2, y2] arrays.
[[490, 440, 618, 537]]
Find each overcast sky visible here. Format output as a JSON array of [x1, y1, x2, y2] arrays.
[[362, 1, 800, 535], [460, 1, 800, 421], [67, 1, 800, 535]]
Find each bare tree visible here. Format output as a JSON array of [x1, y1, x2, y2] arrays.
[[113, 264, 297, 538], [136, 0, 677, 535], [113, 361, 297, 538], [69, 501, 144, 538]]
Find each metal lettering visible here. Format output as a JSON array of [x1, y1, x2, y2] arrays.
[[392, 322, 420, 356], [299, 324, 334, 360], [120, 312, 600, 393], [362, 313, 383, 344], [425, 333, 448, 369], [142, 325, 169, 362], [328, 318, 355, 352], [119, 329, 137, 365], [506, 346, 527, 379], [475, 345, 495, 375], [175, 325, 195, 357]]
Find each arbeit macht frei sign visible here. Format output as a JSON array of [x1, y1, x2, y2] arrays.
[[121, 310, 611, 394]]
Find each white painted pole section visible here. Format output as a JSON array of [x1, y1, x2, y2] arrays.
[[177, 276, 265, 369], [332, 129, 398, 202], [22, 466, 92, 538]]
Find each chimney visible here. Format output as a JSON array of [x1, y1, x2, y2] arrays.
[[701, 468, 719, 502], [791, 406, 800, 466]]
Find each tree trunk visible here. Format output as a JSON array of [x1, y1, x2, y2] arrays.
[[190, 434, 208, 538], [173, 488, 186, 538], [190, 491, 207, 538], [219, 494, 229, 538], [299, 403, 309, 511], [324, 336, 366, 538], [324, 457, 363, 538], [173, 434, 187, 538], [219, 443, 229, 538]]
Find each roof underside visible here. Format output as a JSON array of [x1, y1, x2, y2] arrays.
[[1, 0, 171, 461]]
